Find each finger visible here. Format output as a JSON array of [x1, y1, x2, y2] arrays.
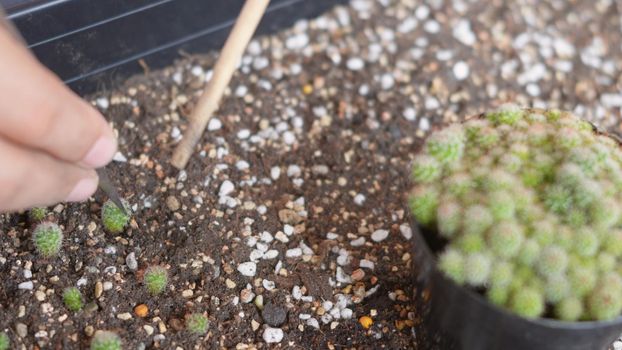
[[0, 28, 117, 168], [0, 136, 98, 212]]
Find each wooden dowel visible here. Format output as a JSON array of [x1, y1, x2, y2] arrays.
[[171, 0, 270, 169]]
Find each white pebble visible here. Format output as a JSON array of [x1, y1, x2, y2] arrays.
[[353, 194, 366, 206], [400, 224, 413, 240], [418, 117, 430, 131], [307, 318, 320, 329], [282, 131, 296, 145], [270, 167, 281, 180], [452, 61, 470, 80], [453, 19, 476, 46], [424, 20, 440, 33], [260, 231, 274, 243], [96, 97, 109, 110], [237, 129, 251, 139], [287, 165, 302, 177], [263, 250, 279, 260], [112, 152, 127, 162], [18, 281, 33, 290], [613, 340, 622, 350], [403, 108, 417, 121], [360, 259, 375, 270], [340, 308, 353, 319], [292, 286, 303, 300], [346, 57, 365, 71], [380, 74, 395, 90], [350, 237, 366, 247], [23, 270, 32, 279], [425, 97, 440, 110], [323, 301, 334, 311], [371, 229, 389, 242], [219, 180, 235, 197], [262, 279, 276, 291], [284, 225, 294, 236], [326, 232, 339, 240], [191, 66, 204, 76], [336, 267, 352, 283], [236, 160, 250, 171], [237, 262, 257, 277], [208, 118, 222, 131], [262, 328, 284, 343], [286, 33, 309, 50], [415, 5, 430, 19], [286, 248, 303, 258]]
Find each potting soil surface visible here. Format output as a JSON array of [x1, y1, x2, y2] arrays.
[[1, 0, 622, 349]]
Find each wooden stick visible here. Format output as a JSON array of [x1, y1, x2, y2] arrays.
[[171, 0, 270, 169]]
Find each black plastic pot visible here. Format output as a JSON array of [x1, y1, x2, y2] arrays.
[[411, 219, 622, 350], [2, 0, 346, 95]]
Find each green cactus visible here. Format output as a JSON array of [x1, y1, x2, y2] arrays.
[[425, 125, 465, 163], [409, 107, 622, 321], [437, 201, 461, 238], [555, 297, 584, 322], [517, 239, 541, 266], [587, 279, 622, 320], [63, 287, 83, 312], [463, 205, 493, 235], [509, 287, 545, 319], [537, 246, 568, 278], [0, 332, 9, 350], [186, 313, 209, 335], [572, 229, 599, 257], [543, 274, 570, 303], [29, 207, 47, 222], [486, 104, 523, 125], [412, 155, 441, 183], [33, 222, 63, 257], [90, 331, 122, 350], [438, 249, 465, 284], [489, 261, 514, 288], [409, 186, 439, 226], [144, 265, 168, 295], [464, 253, 492, 286], [487, 222, 524, 258], [101, 199, 131, 233]]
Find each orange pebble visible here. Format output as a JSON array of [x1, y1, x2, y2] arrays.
[[359, 315, 373, 329], [134, 304, 148, 318]]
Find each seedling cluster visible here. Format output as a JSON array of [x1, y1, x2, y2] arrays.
[[144, 265, 168, 295], [90, 331, 122, 350], [410, 105, 622, 321], [32, 222, 63, 258]]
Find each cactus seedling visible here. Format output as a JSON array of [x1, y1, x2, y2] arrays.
[[409, 106, 622, 321], [28, 207, 47, 222], [90, 331, 122, 350], [63, 287, 83, 312], [0, 332, 9, 350], [186, 313, 209, 335], [144, 266, 168, 295], [33, 222, 63, 257], [101, 199, 130, 233]]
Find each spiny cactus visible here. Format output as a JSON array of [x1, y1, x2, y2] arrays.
[[90, 331, 122, 350], [33, 222, 63, 257], [144, 266, 168, 295], [63, 287, 83, 312], [186, 313, 209, 335], [410, 106, 622, 321], [0, 332, 9, 350], [29, 207, 47, 222], [101, 199, 131, 234]]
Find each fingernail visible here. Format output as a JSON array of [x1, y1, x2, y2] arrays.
[[66, 177, 98, 202], [81, 135, 117, 168]]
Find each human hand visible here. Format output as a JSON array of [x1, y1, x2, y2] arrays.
[[0, 26, 117, 212]]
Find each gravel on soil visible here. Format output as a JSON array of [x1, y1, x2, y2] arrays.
[[0, 0, 621, 349]]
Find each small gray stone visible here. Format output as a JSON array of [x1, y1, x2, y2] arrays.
[[16, 322, 27, 338], [126, 252, 138, 270], [18, 281, 33, 290], [262, 327, 284, 343], [262, 302, 287, 327]]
